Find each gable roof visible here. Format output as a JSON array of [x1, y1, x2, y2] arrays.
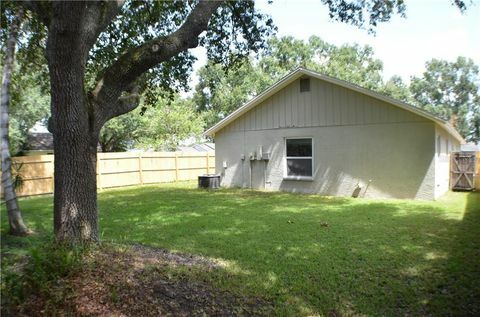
[[25, 132, 54, 150], [204, 67, 464, 143]]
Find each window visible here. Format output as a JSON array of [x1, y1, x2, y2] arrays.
[[285, 138, 313, 178], [300, 78, 310, 92]]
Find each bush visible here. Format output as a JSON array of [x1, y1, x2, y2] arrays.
[[1, 242, 86, 315]]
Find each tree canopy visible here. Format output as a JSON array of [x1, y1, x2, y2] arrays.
[[410, 57, 480, 142]]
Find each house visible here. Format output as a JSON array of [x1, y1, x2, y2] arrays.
[[177, 143, 215, 152], [205, 68, 464, 200], [461, 143, 480, 152], [23, 132, 54, 156]]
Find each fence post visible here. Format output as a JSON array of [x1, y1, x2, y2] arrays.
[[49, 156, 55, 194], [97, 153, 102, 190], [138, 152, 144, 185], [175, 152, 179, 182]]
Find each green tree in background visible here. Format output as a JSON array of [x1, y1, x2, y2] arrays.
[[99, 108, 147, 152], [99, 90, 206, 153], [319, 42, 383, 90], [410, 57, 480, 142], [195, 36, 386, 127], [9, 70, 50, 155], [1, 4, 50, 155], [258, 36, 384, 90], [194, 61, 270, 127], [380, 75, 412, 103], [139, 95, 205, 151], [258, 36, 319, 77]]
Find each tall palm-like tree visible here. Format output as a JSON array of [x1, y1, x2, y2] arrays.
[[1, 8, 31, 236]]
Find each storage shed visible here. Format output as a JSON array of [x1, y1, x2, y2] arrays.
[[205, 68, 464, 200]]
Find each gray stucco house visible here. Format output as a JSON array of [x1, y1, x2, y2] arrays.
[[205, 68, 464, 200]]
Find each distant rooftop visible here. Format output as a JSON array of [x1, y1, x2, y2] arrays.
[[178, 143, 215, 152], [461, 143, 480, 152], [25, 132, 53, 151]]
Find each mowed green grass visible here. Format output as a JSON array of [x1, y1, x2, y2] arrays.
[[2, 182, 479, 316]]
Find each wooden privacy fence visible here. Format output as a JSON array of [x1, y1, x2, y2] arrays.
[[6, 151, 215, 197], [450, 151, 480, 191]]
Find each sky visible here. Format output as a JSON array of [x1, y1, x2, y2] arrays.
[[190, 0, 479, 87]]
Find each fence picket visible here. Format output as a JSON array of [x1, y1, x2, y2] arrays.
[[7, 151, 215, 197]]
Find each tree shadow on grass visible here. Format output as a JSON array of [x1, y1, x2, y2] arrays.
[[96, 186, 480, 316], [3, 185, 479, 316], [421, 192, 480, 316]]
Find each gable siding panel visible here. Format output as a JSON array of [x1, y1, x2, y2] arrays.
[[299, 88, 306, 127], [251, 108, 256, 130], [325, 82, 335, 125], [283, 87, 290, 127], [266, 98, 273, 129], [216, 76, 431, 135], [262, 99, 269, 129], [312, 79, 321, 126], [340, 88, 349, 125], [291, 84, 298, 126], [307, 85, 314, 126]]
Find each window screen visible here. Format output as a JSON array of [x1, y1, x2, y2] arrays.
[[286, 138, 313, 177]]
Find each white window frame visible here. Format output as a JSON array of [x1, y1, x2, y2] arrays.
[[284, 137, 314, 181]]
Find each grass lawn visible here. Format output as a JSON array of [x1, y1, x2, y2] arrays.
[[2, 182, 480, 316]]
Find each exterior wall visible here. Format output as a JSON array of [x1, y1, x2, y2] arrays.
[[434, 125, 461, 199], [214, 77, 441, 200], [215, 123, 436, 199]]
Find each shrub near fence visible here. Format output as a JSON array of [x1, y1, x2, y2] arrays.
[[5, 151, 215, 197]]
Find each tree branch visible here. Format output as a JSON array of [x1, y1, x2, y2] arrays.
[[17, 1, 52, 26], [116, 84, 141, 117], [83, 1, 126, 50], [93, 0, 224, 123]]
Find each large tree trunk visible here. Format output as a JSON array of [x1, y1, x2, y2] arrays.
[[50, 91, 99, 243], [1, 8, 31, 236], [23, 0, 221, 244], [47, 4, 101, 243]]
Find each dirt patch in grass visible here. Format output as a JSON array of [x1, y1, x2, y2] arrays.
[[14, 245, 273, 316]]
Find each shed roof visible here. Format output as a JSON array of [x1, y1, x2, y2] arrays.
[[204, 67, 464, 143]]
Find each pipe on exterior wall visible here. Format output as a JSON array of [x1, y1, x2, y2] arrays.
[[249, 160, 252, 189], [363, 180, 373, 197], [264, 160, 267, 189], [241, 157, 244, 188]]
